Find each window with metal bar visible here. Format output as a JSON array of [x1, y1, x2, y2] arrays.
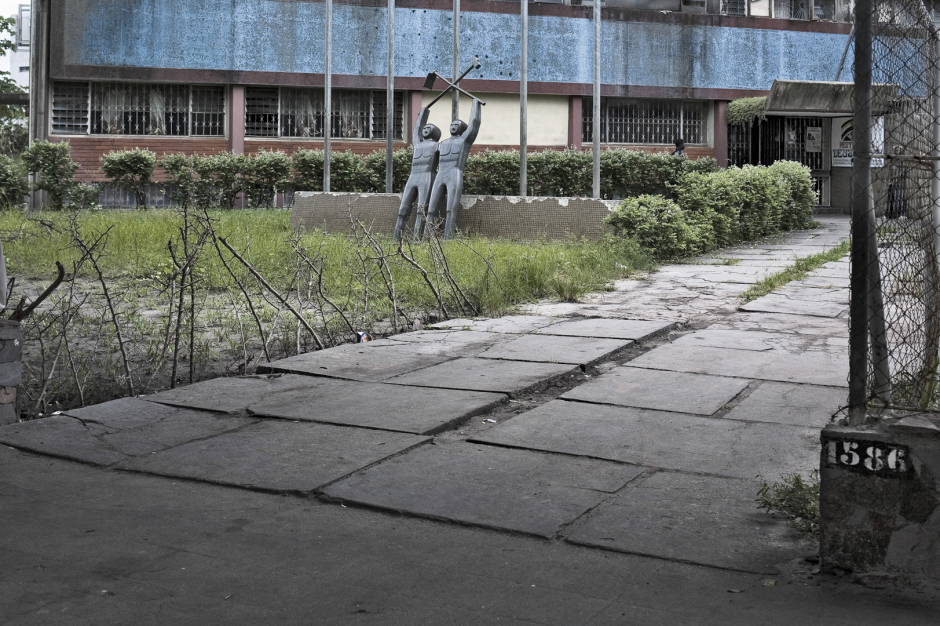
[[721, 0, 747, 15], [51, 81, 226, 136], [246, 87, 405, 140], [582, 98, 709, 145]]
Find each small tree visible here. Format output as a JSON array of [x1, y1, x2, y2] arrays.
[[243, 149, 291, 207], [0, 154, 27, 207], [161, 153, 196, 208], [23, 140, 79, 210], [204, 152, 249, 209], [100, 148, 156, 208]]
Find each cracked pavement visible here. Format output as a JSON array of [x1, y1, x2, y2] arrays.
[[3, 215, 940, 623]]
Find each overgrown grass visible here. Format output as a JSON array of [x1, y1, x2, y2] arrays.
[[756, 471, 820, 538], [739, 239, 851, 303], [0, 208, 655, 316]]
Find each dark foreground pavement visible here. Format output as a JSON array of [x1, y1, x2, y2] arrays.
[[3, 216, 940, 623]]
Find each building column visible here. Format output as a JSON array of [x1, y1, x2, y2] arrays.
[[407, 90, 423, 144], [229, 85, 245, 155], [568, 96, 582, 150], [713, 100, 728, 168]]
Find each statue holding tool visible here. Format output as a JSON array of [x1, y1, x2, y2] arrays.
[[394, 57, 485, 241]]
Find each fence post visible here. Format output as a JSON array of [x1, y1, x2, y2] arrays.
[[386, 0, 395, 193], [848, 0, 873, 425], [520, 0, 528, 197], [592, 1, 601, 199], [324, 0, 333, 193]]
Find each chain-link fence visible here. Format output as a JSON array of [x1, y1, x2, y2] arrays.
[[850, 0, 940, 420]]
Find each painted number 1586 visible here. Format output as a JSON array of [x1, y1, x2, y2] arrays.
[[825, 439, 909, 475]]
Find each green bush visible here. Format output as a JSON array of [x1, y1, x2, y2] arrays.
[[362, 147, 413, 193], [100, 148, 156, 208], [674, 170, 745, 248], [606, 195, 708, 260], [0, 154, 27, 208], [23, 140, 79, 210], [770, 161, 817, 230], [160, 153, 196, 208], [464, 150, 521, 195], [202, 152, 249, 209], [735, 165, 786, 241], [243, 149, 291, 208], [527, 149, 591, 197], [291, 149, 324, 192]]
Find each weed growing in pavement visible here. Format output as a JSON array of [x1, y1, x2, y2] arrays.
[[739, 239, 851, 303], [756, 471, 820, 538]]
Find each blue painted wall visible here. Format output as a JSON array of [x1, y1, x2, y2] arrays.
[[66, 0, 850, 91]]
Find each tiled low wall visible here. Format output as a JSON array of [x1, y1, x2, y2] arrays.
[[290, 192, 615, 240]]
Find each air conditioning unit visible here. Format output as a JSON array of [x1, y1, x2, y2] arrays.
[[681, 0, 707, 12]]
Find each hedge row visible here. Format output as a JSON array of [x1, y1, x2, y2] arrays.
[[605, 161, 818, 259], [15, 141, 720, 209]]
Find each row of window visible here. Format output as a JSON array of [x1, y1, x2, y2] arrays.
[[583, 99, 709, 145], [51, 82, 406, 141], [52, 81, 709, 146]]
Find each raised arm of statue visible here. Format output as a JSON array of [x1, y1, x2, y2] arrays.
[[413, 106, 431, 146], [464, 99, 482, 144]]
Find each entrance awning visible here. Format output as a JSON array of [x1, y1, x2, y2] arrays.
[[765, 80, 899, 116]]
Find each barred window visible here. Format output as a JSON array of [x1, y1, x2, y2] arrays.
[[246, 87, 404, 140], [582, 98, 709, 145], [51, 81, 226, 136]]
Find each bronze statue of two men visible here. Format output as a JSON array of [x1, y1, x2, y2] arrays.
[[394, 61, 484, 241]]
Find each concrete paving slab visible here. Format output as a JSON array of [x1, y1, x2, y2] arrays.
[[709, 312, 849, 337], [793, 276, 849, 289], [723, 381, 845, 428], [672, 328, 840, 355], [628, 342, 848, 387], [121, 420, 429, 494], [323, 442, 645, 538], [257, 342, 454, 382], [143, 374, 319, 413], [386, 357, 578, 396], [561, 367, 749, 415], [476, 334, 631, 366], [739, 293, 847, 317], [0, 399, 255, 466], [380, 330, 503, 354], [567, 471, 813, 574], [471, 400, 821, 481], [775, 285, 848, 303], [534, 318, 674, 341], [429, 315, 559, 334], [248, 379, 506, 435]]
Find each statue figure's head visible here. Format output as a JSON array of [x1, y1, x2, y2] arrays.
[[421, 124, 441, 142], [450, 120, 468, 136]]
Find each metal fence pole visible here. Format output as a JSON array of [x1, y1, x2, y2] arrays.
[[453, 0, 460, 122], [520, 0, 528, 197], [324, 0, 333, 193], [592, 1, 601, 199], [386, 0, 395, 193], [849, 0, 874, 425]]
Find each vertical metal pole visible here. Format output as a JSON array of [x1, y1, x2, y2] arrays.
[[452, 0, 460, 122], [849, 0, 873, 425], [324, 0, 332, 193], [386, 0, 395, 193], [520, 0, 528, 197], [592, 0, 601, 199]]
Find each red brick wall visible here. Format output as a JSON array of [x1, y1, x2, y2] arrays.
[[51, 136, 231, 182], [53, 135, 715, 184]]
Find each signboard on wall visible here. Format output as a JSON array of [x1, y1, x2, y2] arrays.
[[832, 117, 853, 167], [806, 127, 822, 153], [832, 117, 884, 167]]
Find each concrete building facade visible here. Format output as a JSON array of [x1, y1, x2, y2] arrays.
[[35, 0, 853, 195]]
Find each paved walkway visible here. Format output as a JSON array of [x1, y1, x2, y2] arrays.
[[3, 215, 939, 623]]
